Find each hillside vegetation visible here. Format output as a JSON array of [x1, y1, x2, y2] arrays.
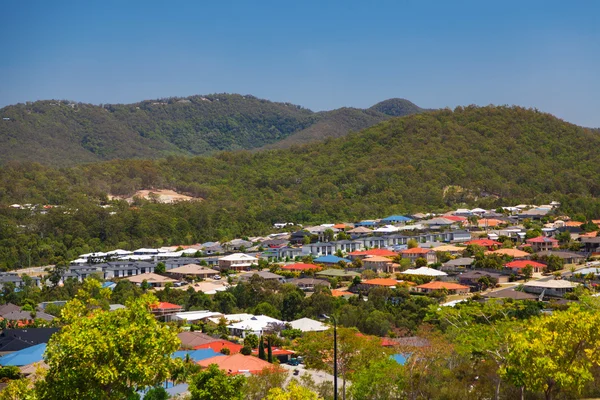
[[0, 94, 424, 166], [1, 105, 600, 268]]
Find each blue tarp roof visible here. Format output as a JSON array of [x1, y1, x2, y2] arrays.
[[171, 348, 223, 362], [0, 343, 46, 366], [313, 255, 352, 264], [382, 215, 412, 222], [391, 353, 408, 365]]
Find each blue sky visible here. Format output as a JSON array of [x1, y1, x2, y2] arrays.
[[1, 0, 599, 126]]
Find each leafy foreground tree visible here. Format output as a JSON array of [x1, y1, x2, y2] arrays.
[[189, 363, 246, 400], [349, 358, 404, 400], [4, 279, 182, 400], [265, 380, 321, 400], [501, 302, 600, 400], [298, 327, 389, 399]]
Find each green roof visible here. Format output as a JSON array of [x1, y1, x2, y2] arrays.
[[316, 269, 360, 278]]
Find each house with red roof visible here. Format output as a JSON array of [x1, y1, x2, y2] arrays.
[[251, 348, 295, 363], [465, 239, 502, 251], [414, 281, 470, 295], [399, 248, 436, 264], [194, 340, 243, 355], [198, 353, 279, 375], [504, 260, 547, 274], [362, 256, 395, 272], [347, 248, 398, 260], [526, 236, 559, 252], [279, 263, 322, 272], [150, 302, 183, 321]]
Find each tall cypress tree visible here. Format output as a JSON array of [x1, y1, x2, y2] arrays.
[[258, 336, 266, 360], [267, 336, 273, 363]]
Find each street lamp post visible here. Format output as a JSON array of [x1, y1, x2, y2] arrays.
[[321, 314, 338, 400]]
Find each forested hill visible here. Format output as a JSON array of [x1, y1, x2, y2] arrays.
[[0, 94, 424, 166], [2, 105, 600, 268]]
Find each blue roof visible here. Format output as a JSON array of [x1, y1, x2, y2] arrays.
[[382, 215, 412, 222], [171, 348, 223, 362], [313, 255, 351, 264], [391, 353, 408, 365], [102, 282, 117, 290], [0, 343, 46, 366]]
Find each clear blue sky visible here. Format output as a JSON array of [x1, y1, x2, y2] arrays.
[[1, 0, 599, 126]]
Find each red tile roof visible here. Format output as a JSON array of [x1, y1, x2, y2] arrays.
[[331, 289, 351, 297], [505, 260, 546, 269], [194, 340, 244, 354], [416, 281, 469, 290], [362, 278, 400, 287], [465, 239, 502, 247], [151, 302, 182, 310], [198, 353, 278, 375], [280, 263, 322, 271], [400, 248, 433, 255]]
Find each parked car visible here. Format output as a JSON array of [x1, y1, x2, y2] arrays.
[[213, 275, 221, 280], [287, 358, 300, 366]]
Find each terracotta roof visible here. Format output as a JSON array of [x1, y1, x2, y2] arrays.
[[151, 302, 182, 310], [505, 260, 546, 269], [477, 219, 505, 227], [198, 353, 277, 375], [565, 221, 584, 227], [348, 249, 398, 257], [362, 278, 400, 287], [400, 247, 433, 254], [280, 263, 322, 271], [194, 340, 243, 354], [465, 239, 502, 247], [416, 281, 469, 290], [486, 248, 530, 258], [333, 223, 351, 230], [252, 348, 294, 356], [433, 245, 465, 252], [331, 289, 351, 297], [579, 231, 598, 238]]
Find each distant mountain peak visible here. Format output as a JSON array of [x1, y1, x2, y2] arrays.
[[368, 98, 424, 117]]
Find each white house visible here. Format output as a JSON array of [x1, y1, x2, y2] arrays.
[[227, 315, 284, 338], [218, 253, 259, 271]]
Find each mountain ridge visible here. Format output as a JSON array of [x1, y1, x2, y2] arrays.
[[0, 94, 425, 166]]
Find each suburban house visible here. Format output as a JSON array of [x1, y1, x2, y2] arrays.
[[198, 353, 278, 375], [380, 215, 413, 225], [504, 260, 547, 274], [150, 302, 183, 321], [536, 250, 586, 264], [279, 263, 322, 273], [458, 270, 508, 288], [166, 264, 219, 280], [347, 248, 398, 261], [399, 248, 436, 264], [431, 245, 465, 256], [522, 280, 579, 297], [124, 273, 177, 288], [313, 255, 352, 265], [486, 248, 531, 259], [347, 226, 373, 237], [288, 277, 331, 291], [580, 237, 600, 254], [356, 278, 405, 292], [526, 236, 559, 252], [413, 281, 470, 295], [239, 271, 286, 283], [218, 253, 259, 271], [441, 257, 475, 271], [465, 239, 502, 251], [362, 256, 395, 272], [289, 317, 329, 332], [227, 315, 284, 338], [316, 269, 360, 281], [402, 267, 448, 277]]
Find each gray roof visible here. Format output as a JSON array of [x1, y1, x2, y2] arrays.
[[459, 270, 504, 279], [443, 257, 474, 267], [2, 310, 55, 321], [239, 271, 283, 280], [537, 250, 586, 259], [483, 287, 538, 300]]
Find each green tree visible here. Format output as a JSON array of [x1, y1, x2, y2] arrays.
[[246, 367, 288, 400], [258, 337, 266, 360], [501, 304, 600, 400], [244, 333, 259, 349], [36, 292, 181, 399], [407, 239, 418, 249], [143, 386, 169, 400], [522, 265, 533, 281], [415, 257, 427, 267], [349, 358, 404, 400], [265, 380, 321, 400], [189, 364, 246, 400], [298, 327, 389, 398], [154, 262, 166, 274]]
